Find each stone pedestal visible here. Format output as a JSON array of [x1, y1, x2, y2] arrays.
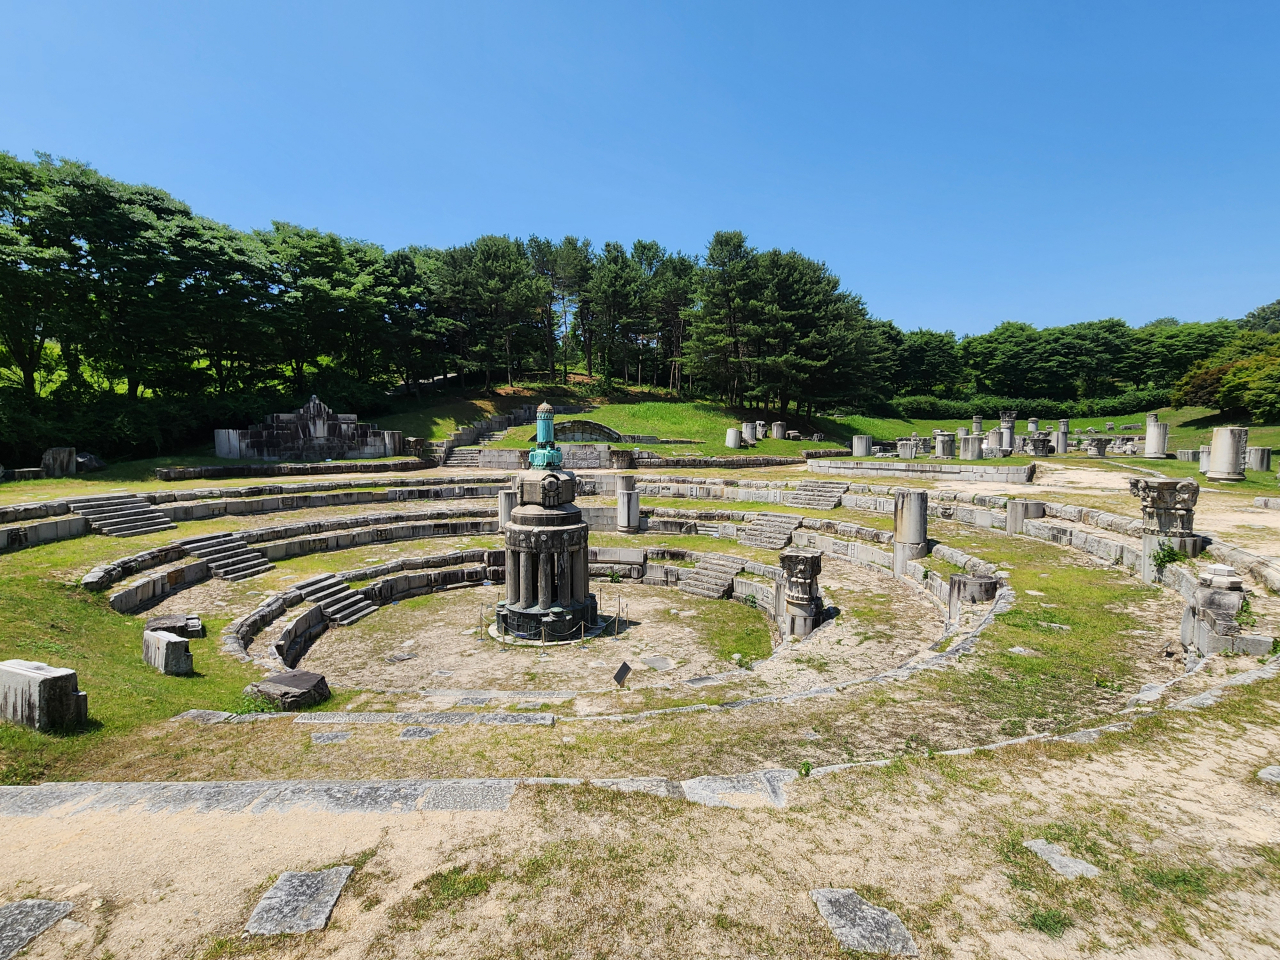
[[616, 475, 639, 534], [1129, 477, 1201, 583], [896, 440, 917, 460], [1027, 418, 1039, 433], [779, 547, 823, 639], [1006, 499, 1045, 535], [0, 659, 88, 732], [40, 447, 76, 478], [933, 432, 956, 458], [725, 428, 742, 449], [1144, 420, 1169, 459], [850, 435, 873, 457], [1027, 434, 1051, 456], [958, 435, 985, 460], [948, 574, 998, 623], [143, 629, 194, 675], [1206, 427, 1247, 481], [1246, 446, 1271, 472], [999, 411, 1017, 452], [741, 422, 757, 443], [1083, 437, 1110, 458], [771, 422, 786, 440], [498, 488, 517, 530], [893, 490, 928, 576]]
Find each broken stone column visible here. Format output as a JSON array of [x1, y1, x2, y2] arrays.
[[1206, 426, 1248, 481], [971, 415, 983, 436], [1006, 499, 1045, 536], [959, 435, 985, 460], [1143, 415, 1169, 459], [1181, 564, 1273, 657], [616, 475, 640, 534], [741, 421, 757, 444], [1083, 436, 1110, 458], [892, 490, 928, 576], [1027, 417, 1039, 433], [1052, 419, 1070, 455], [956, 426, 969, 439], [40, 447, 76, 478], [986, 428, 1003, 455], [771, 422, 786, 439], [1129, 477, 1202, 584], [143, 629, 194, 675], [779, 547, 823, 638], [725, 428, 742, 449], [1246, 446, 1271, 472], [755, 420, 767, 439], [933, 432, 956, 458], [849, 435, 873, 457], [896, 440, 917, 460], [498, 488, 517, 530], [1198, 445, 1210, 474], [999, 411, 1017, 452], [0, 659, 88, 732], [948, 573, 999, 623]]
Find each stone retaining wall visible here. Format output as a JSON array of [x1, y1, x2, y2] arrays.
[[355, 563, 492, 607], [0, 515, 89, 553], [108, 559, 210, 613], [155, 459, 434, 481], [809, 458, 1036, 483], [274, 604, 328, 667], [254, 519, 498, 562], [83, 544, 189, 591]]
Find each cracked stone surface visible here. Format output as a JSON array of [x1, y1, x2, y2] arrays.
[[1258, 765, 1280, 784], [1023, 838, 1101, 878], [810, 889, 918, 956], [0, 899, 73, 960], [245, 866, 353, 935]]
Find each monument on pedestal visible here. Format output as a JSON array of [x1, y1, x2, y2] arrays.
[[1128, 477, 1201, 583], [779, 547, 823, 639]]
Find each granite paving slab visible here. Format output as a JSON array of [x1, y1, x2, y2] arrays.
[[311, 731, 351, 744], [0, 900, 74, 960], [293, 711, 474, 725], [399, 726, 440, 740], [591, 776, 684, 799], [680, 769, 798, 808], [1023, 838, 1101, 878], [472, 713, 555, 726], [245, 867, 353, 935], [810, 889, 918, 956], [171, 709, 233, 724], [1258, 765, 1280, 784]]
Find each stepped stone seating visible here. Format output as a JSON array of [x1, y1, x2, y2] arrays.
[[293, 573, 378, 626], [783, 480, 849, 510], [67, 495, 176, 538], [678, 553, 746, 599], [445, 447, 482, 466], [738, 513, 804, 550], [180, 533, 274, 581]]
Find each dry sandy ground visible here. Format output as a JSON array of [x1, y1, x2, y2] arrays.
[[4, 714, 1278, 960]]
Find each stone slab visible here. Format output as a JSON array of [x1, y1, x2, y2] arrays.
[[0, 779, 520, 816], [247, 670, 330, 711], [591, 776, 685, 798], [472, 712, 555, 726], [311, 731, 351, 744], [171, 709, 233, 724], [1258, 765, 1280, 784], [293, 711, 474, 725], [680, 769, 798, 808], [810, 889, 918, 956], [1023, 838, 1101, 878], [0, 899, 74, 960], [400, 726, 440, 740], [245, 866, 353, 935]]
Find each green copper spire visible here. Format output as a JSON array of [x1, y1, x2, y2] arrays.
[[528, 401, 563, 469]]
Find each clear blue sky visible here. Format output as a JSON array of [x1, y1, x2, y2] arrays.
[[3, 1, 1277, 335]]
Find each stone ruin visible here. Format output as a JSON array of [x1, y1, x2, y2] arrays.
[[779, 547, 823, 638], [214, 396, 402, 461], [1128, 477, 1201, 583], [1181, 564, 1272, 658], [0, 659, 88, 732]]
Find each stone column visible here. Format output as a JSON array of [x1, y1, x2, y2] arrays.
[[850, 435, 873, 457], [1144, 414, 1169, 459], [956, 426, 969, 439], [892, 490, 928, 576], [538, 550, 554, 610], [959, 435, 984, 460], [725, 428, 742, 449], [616, 475, 639, 533], [999, 411, 1017, 452], [1084, 436, 1109, 458], [498, 489, 517, 530], [934, 432, 956, 458], [1246, 446, 1271, 472], [947, 574, 998, 624], [1129, 477, 1202, 583], [897, 440, 917, 460], [1006, 498, 1045, 536], [741, 421, 757, 443], [1027, 417, 1039, 433], [755, 420, 767, 439], [972, 415, 983, 436], [573, 548, 587, 603], [779, 548, 823, 639], [1052, 418, 1070, 455], [520, 550, 536, 607], [1198, 445, 1210, 474], [506, 548, 520, 604], [771, 421, 786, 439], [557, 549, 572, 607], [987, 428, 1003, 455], [1206, 427, 1247, 481]]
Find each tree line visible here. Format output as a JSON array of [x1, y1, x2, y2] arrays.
[[1, 152, 1276, 462]]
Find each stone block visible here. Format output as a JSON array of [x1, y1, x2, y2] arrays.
[[245, 867, 353, 935], [0, 660, 88, 732], [810, 889, 918, 957], [1022, 838, 1100, 878], [1246, 446, 1272, 472], [0, 899, 74, 959], [771, 421, 786, 440], [142, 629, 194, 676], [145, 613, 204, 638], [246, 670, 331, 710], [40, 447, 76, 479]]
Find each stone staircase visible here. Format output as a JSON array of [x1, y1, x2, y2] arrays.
[[444, 447, 482, 467], [181, 533, 275, 581], [678, 554, 745, 600], [783, 480, 849, 511], [476, 430, 507, 445], [293, 573, 378, 626], [67, 495, 176, 538], [737, 513, 804, 550]]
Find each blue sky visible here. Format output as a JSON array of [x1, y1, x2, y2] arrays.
[[2, 1, 1277, 334]]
